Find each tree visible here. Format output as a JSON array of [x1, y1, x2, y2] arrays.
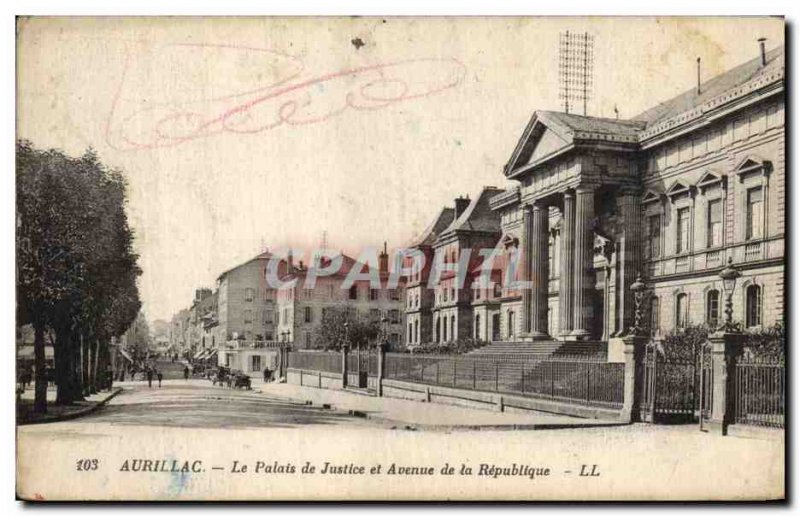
[[16, 141, 141, 410], [313, 308, 380, 351]]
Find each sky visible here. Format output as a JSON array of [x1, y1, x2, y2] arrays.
[[16, 16, 784, 323]]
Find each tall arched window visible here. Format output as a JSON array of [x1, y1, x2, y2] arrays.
[[475, 314, 481, 339], [508, 310, 515, 339], [408, 322, 413, 344], [675, 293, 689, 329], [746, 284, 763, 328], [450, 315, 456, 341], [706, 290, 720, 329], [435, 317, 441, 343], [414, 320, 419, 343]]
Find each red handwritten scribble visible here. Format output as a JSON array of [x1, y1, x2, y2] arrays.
[[105, 43, 466, 150]]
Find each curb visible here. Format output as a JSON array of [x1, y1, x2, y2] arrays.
[[361, 413, 628, 432], [255, 386, 626, 432], [17, 387, 125, 426]]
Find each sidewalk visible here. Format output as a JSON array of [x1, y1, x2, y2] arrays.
[[251, 379, 622, 430], [17, 387, 124, 425]]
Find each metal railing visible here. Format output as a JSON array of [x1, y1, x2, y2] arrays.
[[384, 353, 623, 408], [287, 351, 341, 374], [734, 356, 785, 428], [226, 340, 286, 350]]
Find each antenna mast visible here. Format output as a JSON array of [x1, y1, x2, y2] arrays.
[[558, 31, 594, 116]]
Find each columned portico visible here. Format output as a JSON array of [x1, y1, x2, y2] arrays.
[[529, 200, 550, 339], [520, 205, 533, 335], [570, 184, 596, 340], [617, 188, 642, 335], [559, 189, 575, 337]]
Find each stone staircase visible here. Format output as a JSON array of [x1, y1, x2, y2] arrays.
[[467, 340, 606, 361]]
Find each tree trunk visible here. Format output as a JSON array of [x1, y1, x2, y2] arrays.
[[54, 325, 73, 405], [89, 338, 99, 394], [32, 321, 47, 413]]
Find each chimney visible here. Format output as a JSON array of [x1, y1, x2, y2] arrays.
[[454, 195, 470, 221], [696, 57, 702, 95], [758, 37, 767, 66], [379, 241, 389, 274]]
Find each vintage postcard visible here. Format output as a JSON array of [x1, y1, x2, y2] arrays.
[[15, 16, 785, 501]]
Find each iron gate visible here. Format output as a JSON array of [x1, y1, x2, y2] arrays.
[[641, 339, 713, 424]]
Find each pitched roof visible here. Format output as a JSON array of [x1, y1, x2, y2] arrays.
[[410, 207, 455, 247], [538, 110, 646, 138], [216, 251, 272, 280], [633, 45, 784, 126], [441, 187, 504, 235]]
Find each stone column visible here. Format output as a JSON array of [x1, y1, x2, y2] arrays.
[[520, 205, 533, 335], [618, 189, 642, 335], [559, 190, 576, 338], [708, 331, 744, 436], [571, 184, 595, 339], [530, 200, 550, 339]]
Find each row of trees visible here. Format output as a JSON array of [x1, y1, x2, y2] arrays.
[[16, 140, 142, 413]]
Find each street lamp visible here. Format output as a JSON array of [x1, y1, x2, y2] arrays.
[[629, 273, 647, 336], [380, 315, 389, 349], [343, 321, 349, 351], [718, 257, 741, 332]]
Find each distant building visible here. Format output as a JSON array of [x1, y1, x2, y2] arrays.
[[402, 207, 454, 347], [429, 187, 503, 344], [276, 249, 404, 350]]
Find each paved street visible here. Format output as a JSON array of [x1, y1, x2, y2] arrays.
[[78, 379, 363, 429], [17, 378, 784, 501]]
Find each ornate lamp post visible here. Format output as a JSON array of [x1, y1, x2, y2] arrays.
[[343, 321, 350, 351], [629, 273, 648, 337], [379, 315, 389, 350], [718, 257, 741, 333]]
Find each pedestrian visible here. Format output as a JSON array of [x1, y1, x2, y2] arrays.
[[183, 366, 190, 381], [157, 370, 163, 388], [146, 368, 153, 388], [263, 366, 271, 383]]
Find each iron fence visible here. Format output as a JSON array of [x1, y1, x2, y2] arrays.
[[384, 353, 623, 408], [734, 355, 785, 428], [287, 351, 341, 374]]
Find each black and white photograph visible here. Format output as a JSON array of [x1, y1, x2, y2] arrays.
[[12, 15, 786, 501]]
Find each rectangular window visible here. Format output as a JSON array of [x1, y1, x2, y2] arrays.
[[676, 207, 690, 254], [675, 294, 688, 329], [707, 199, 723, 248], [706, 290, 720, 329], [304, 306, 312, 323], [244, 288, 254, 302], [647, 215, 661, 259], [243, 309, 253, 325], [251, 355, 261, 372], [746, 186, 763, 240], [369, 288, 379, 301]]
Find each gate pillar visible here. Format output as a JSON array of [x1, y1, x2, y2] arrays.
[[620, 335, 648, 423], [341, 345, 349, 389], [707, 331, 744, 435]]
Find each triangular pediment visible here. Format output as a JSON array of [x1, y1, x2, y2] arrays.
[[642, 189, 662, 205], [666, 180, 693, 199], [734, 154, 770, 177], [505, 112, 574, 174], [526, 127, 570, 166], [696, 170, 726, 191]]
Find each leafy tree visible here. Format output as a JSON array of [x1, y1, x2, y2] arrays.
[[312, 308, 380, 351], [16, 141, 141, 410]]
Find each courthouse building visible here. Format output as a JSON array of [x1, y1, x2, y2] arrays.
[[490, 43, 784, 344]]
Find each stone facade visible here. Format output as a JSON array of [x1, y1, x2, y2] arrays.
[[495, 44, 785, 343], [276, 252, 404, 350]]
